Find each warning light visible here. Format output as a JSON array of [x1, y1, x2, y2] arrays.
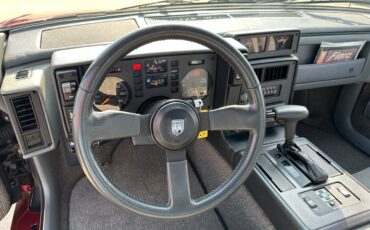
[[132, 63, 142, 71], [193, 69, 201, 77]]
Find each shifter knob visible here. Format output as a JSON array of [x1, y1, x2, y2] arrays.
[[273, 105, 309, 145]]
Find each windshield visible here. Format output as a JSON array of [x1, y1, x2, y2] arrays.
[[1, 0, 369, 29]]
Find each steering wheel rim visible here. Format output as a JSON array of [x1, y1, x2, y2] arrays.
[[72, 24, 266, 219]]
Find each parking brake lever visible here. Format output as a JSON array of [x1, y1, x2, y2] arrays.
[[272, 105, 328, 184]]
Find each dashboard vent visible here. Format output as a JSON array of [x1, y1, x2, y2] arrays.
[[15, 70, 30, 80], [12, 96, 38, 133], [263, 65, 289, 82], [145, 14, 230, 24], [231, 12, 302, 18], [254, 68, 263, 81]]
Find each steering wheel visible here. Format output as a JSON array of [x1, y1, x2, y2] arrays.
[[72, 24, 265, 219]]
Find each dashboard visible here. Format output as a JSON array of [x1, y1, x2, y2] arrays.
[[0, 9, 369, 157], [53, 30, 299, 138]]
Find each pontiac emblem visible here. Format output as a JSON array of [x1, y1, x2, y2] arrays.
[[171, 119, 185, 136]]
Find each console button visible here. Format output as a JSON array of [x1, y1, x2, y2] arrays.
[[62, 82, 72, 94], [134, 84, 143, 91], [110, 67, 122, 73], [337, 186, 351, 198], [24, 132, 43, 148], [134, 78, 143, 84], [315, 188, 337, 204], [303, 196, 317, 209], [189, 60, 204, 65], [133, 70, 141, 77], [61, 81, 77, 101], [328, 201, 338, 208], [171, 74, 178, 80], [171, 87, 179, 93], [171, 60, 179, 67]]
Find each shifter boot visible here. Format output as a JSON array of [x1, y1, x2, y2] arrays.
[[278, 143, 328, 184]]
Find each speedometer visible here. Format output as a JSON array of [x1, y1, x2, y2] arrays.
[[181, 68, 209, 99]]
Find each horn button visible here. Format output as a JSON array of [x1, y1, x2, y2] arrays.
[[151, 101, 200, 151]]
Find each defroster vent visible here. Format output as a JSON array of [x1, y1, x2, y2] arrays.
[[12, 96, 38, 133]]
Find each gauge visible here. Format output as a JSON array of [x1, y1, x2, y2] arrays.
[[239, 35, 266, 53], [94, 76, 131, 111], [145, 59, 167, 73], [181, 68, 209, 99], [266, 34, 293, 51]]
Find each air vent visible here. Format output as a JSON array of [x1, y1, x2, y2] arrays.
[[145, 14, 230, 24], [254, 68, 263, 81], [263, 65, 289, 82], [12, 96, 38, 133], [15, 70, 30, 80], [231, 12, 302, 18]]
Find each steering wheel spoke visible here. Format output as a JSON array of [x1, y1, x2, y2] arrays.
[[200, 104, 259, 132], [165, 150, 193, 210], [86, 110, 151, 143]]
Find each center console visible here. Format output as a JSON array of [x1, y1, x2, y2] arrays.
[[245, 105, 370, 229]]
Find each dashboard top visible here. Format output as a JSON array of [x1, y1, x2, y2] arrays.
[[3, 9, 370, 68]]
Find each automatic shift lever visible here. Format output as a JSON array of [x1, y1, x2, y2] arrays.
[[272, 105, 328, 184], [273, 105, 308, 145]]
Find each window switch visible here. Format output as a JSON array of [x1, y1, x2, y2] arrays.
[[337, 186, 351, 198], [303, 196, 317, 209]]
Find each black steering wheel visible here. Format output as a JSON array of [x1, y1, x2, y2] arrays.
[[72, 24, 265, 219]]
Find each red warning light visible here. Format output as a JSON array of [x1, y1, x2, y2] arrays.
[[132, 63, 142, 71], [193, 69, 201, 77]]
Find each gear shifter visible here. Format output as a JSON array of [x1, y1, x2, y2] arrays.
[[273, 105, 328, 184]]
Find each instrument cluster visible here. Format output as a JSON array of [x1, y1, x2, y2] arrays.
[[93, 53, 217, 112]]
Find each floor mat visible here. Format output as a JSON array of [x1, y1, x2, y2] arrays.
[[69, 140, 223, 230], [297, 123, 370, 174]]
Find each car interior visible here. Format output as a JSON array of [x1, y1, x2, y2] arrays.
[[0, 1, 370, 229]]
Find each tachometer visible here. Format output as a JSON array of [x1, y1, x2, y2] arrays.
[[181, 68, 209, 99], [94, 76, 131, 111]]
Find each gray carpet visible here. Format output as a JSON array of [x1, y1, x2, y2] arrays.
[[297, 123, 370, 174], [69, 139, 274, 230], [70, 140, 223, 230], [188, 140, 274, 230]]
